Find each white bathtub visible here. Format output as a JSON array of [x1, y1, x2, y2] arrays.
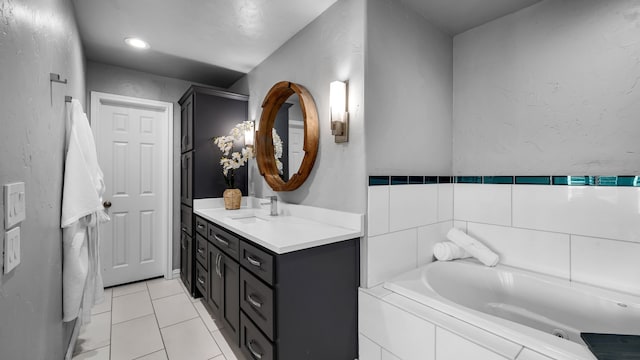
[[384, 259, 640, 360]]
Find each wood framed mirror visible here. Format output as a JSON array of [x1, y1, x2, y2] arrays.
[[256, 81, 319, 191]]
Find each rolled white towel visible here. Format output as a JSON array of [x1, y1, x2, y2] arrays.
[[446, 228, 499, 267], [433, 241, 471, 261]]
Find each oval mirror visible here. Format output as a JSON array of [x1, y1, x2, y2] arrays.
[[256, 81, 319, 191]]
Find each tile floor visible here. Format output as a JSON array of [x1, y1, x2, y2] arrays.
[[72, 277, 246, 360]]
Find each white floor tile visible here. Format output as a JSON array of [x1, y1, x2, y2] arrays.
[[72, 345, 110, 360], [194, 300, 224, 332], [111, 314, 164, 360], [358, 334, 382, 360], [211, 330, 245, 360], [209, 356, 225, 360], [162, 318, 222, 360], [137, 349, 169, 360], [112, 290, 154, 324], [91, 288, 112, 315], [74, 312, 111, 354], [153, 292, 199, 328], [112, 281, 148, 297], [147, 278, 185, 300], [382, 349, 402, 360]]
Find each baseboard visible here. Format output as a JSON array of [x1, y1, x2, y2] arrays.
[[172, 269, 180, 279]]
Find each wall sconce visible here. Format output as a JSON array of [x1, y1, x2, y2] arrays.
[[244, 120, 255, 147], [330, 80, 348, 143]]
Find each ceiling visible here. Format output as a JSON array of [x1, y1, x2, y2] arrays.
[[72, 0, 542, 88]]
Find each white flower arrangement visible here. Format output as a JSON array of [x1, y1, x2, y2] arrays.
[[213, 121, 255, 189], [213, 121, 285, 188]]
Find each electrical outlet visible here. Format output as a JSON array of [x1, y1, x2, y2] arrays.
[[4, 182, 26, 229], [4, 226, 20, 273]]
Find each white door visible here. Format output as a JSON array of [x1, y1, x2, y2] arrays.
[[91, 92, 173, 287], [288, 120, 305, 175]]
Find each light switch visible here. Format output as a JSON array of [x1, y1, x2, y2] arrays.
[[4, 182, 26, 229], [4, 226, 20, 273]]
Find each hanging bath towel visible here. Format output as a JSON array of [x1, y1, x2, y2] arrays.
[[61, 99, 108, 323]]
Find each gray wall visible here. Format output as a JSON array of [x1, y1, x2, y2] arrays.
[[86, 61, 209, 270], [365, 0, 453, 176], [453, 0, 640, 175], [0, 0, 86, 358], [230, 0, 367, 214]]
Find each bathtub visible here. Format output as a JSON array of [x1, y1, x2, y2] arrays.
[[384, 259, 640, 360]]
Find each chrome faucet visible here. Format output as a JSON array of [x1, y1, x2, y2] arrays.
[[269, 196, 278, 216]]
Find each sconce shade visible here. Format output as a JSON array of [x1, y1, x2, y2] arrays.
[[330, 80, 348, 143], [244, 121, 255, 147]]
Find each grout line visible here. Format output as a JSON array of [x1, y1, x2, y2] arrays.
[[145, 281, 168, 357]]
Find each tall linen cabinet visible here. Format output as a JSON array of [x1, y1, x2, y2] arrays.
[[179, 85, 248, 296]]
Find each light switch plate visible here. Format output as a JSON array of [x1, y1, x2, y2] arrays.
[[4, 226, 20, 273], [4, 182, 26, 229]]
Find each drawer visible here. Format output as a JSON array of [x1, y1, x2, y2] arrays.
[[240, 268, 274, 341], [194, 216, 208, 237], [240, 241, 274, 285], [180, 205, 192, 236], [195, 262, 207, 297], [195, 233, 208, 268], [208, 223, 240, 261], [240, 312, 274, 360]]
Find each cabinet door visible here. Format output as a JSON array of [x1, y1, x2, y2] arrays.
[[180, 231, 192, 291], [180, 152, 193, 205], [207, 243, 223, 316], [221, 253, 240, 342], [181, 94, 193, 152]]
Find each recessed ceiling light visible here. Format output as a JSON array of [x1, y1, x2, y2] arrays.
[[124, 37, 149, 49]]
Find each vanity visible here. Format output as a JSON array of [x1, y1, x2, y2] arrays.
[[193, 199, 363, 360]]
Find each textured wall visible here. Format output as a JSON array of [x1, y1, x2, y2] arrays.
[[230, 0, 367, 214], [0, 0, 85, 358], [86, 61, 210, 270], [453, 0, 640, 175], [365, 0, 453, 176]]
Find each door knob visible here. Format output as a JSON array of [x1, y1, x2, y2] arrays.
[[103, 201, 112, 209]]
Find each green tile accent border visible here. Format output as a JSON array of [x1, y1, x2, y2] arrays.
[[369, 176, 640, 186], [483, 176, 514, 184], [456, 176, 482, 184], [391, 176, 408, 185], [515, 176, 551, 185]]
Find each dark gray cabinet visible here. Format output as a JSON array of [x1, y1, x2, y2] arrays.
[[193, 215, 359, 360], [179, 86, 248, 297], [180, 231, 192, 291]]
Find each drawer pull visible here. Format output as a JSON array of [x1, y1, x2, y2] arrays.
[[181, 227, 188, 232], [197, 248, 205, 255], [246, 255, 261, 267], [214, 234, 230, 247], [216, 253, 222, 277], [247, 294, 263, 309], [197, 277, 205, 285], [247, 340, 263, 359], [197, 223, 205, 229]]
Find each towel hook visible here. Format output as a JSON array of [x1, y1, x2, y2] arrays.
[[50, 73, 68, 84]]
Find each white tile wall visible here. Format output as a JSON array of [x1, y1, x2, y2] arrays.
[[437, 184, 454, 222], [367, 229, 417, 287], [435, 328, 509, 360], [358, 334, 382, 360], [571, 235, 640, 295], [512, 185, 640, 243], [359, 291, 436, 360], [368, 186, 390, 237], [466, 223, 570, 279], [454, 184, 511, 226], [389, 184, 438, 232]]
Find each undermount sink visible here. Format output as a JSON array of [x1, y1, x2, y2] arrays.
[[227, 211, 271, 224]]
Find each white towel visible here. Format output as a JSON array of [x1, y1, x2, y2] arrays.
[[61, 99, 108, 323], [446, 228, 499, 267], [433, 241, 472, 261]]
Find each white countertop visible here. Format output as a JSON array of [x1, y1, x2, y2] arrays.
[[193, 198, 364, 254]]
